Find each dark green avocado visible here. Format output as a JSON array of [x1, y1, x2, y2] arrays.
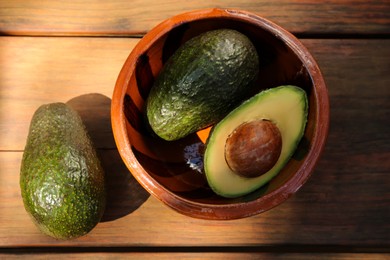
[[146, 29, 259, 141], [20, 103, 106, 240], [204, 85, 308, 198]]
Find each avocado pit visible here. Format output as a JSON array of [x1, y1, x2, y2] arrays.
[[225, 119, 282, 178]]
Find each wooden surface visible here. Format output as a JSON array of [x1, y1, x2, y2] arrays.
[[0, 0, 389, 36], [1, 1, 389, 258]]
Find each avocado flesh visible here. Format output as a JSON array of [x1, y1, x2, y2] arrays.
[[146, 29, 259, 141], [20, 103, 106, 239], [204, 85, 308, 198]]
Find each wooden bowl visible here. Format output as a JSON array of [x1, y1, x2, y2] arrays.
[[111, 8, 329, 219]]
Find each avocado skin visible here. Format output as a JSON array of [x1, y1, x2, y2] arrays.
[[146, 29, 259, 141], [20, 103, 106, 240]]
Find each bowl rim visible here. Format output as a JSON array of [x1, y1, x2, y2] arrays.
[[111, 8, 330, 220]]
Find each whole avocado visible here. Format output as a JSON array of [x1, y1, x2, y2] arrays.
[[20, 103, 106, 240], [146, 29, 259, 141]]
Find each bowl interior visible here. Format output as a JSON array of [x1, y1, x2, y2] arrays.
[[118, 12, 322, 209]]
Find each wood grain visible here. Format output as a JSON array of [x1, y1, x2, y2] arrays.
[[0, 0, 389, 256], [0, 37, 136, 151], [0, 1, 389, 36], [1, 150, 389, 247], [1, 252, 389, 260], [0, 37, 389, 248]]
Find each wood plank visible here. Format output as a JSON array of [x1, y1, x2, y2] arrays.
[[1, 37, 389, 150], [2, 146, 387, 247], [0, 37, 136, 151], [1, 253, 389, 260], [0, 37, 389, 247], [0, 1, 389, 36], [1, 151, 306, 247], [1, 144, 389, 247]]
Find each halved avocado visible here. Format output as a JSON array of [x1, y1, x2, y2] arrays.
[[204, 85, 308, 198]]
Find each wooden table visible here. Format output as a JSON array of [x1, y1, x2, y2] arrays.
[[1, 1, 389, 259]]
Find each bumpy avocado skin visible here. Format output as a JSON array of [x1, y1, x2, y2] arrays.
[[20, 103, 106, 240], [146, 29, 259, 141]]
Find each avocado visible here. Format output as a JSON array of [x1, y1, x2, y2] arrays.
[[146, 29, 259, 141], [204, 85, 308, 198], [20, 103, 106, 239]]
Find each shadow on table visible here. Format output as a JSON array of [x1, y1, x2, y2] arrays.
[[67, 93, 150, 222]]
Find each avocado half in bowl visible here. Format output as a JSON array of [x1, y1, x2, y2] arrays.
[[111, 8, 329, 220]]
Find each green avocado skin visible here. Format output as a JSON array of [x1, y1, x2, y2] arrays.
[[146, 29, 259, 141], [20, 103, 106, 240]]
